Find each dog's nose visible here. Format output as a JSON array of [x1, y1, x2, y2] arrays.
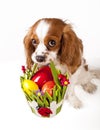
[[36, 55, 45, 62]]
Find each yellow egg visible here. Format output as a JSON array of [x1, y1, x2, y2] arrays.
[[22, 79, 39, 95]]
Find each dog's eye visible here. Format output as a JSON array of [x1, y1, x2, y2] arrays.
[[48, 40, 56, 47], [32, 39, 37, 45]]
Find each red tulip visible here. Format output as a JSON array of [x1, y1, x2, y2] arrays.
[[38, 107, 52, 117], [31, 66, 53, 89]]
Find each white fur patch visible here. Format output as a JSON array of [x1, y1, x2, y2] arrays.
[[34, 43, 47, 55], [36, 20, 50, 42], [32, 42, 47, 63]]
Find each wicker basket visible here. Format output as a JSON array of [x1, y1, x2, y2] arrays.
[[20, 61, 70, 117]]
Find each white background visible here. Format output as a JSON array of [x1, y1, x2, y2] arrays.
[[0, 0, 100, 130]]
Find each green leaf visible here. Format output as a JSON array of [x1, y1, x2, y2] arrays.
[[62, 86, 67, 99], [57, 89, 62, 103], [20, 76, 24, 87], [20, 76, 24, 82], [31, 107, 35, 114], [23, 91, 33, 101], [65, 72, 69, 79], [31, 63, 38, 76], [50, 61, 60, 85], [56, 105, 62, 114], [53, 86, 56, 101], [45, 92, 52, 102], [30, 93, 44, 107], [43, 95, 49, 107], [36, 96, 44, 107]]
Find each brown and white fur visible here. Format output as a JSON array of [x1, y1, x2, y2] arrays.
[[23, 18, 99, 108]]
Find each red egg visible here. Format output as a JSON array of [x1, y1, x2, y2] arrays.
[[31, 66, 53, 89], [42, 81, 55, 96]]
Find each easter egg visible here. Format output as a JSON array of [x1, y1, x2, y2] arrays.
[[42, 81, 55, 96], [31, 66, 53, 89], [22, 79, 39, 95]]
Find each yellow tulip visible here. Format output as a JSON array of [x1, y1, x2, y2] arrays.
[[22, 79, 39, 95]]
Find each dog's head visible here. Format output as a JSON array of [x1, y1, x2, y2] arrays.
[[24, 18, 83, 73]]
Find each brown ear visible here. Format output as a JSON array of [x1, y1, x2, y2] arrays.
[[59, 24, 83, 74], [23, 33, 35, 69]]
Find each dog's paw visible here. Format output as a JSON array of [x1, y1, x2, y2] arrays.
[[82, 82, 97, 93], [68, 95, 82, 108], [73, 98, 82, 109], [90, 69, 100, 79]]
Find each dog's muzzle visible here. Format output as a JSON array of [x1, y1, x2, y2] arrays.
[[36, 55, 45, 62]]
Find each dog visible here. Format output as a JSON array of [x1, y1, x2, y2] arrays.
[[23, 18, 99, 108]]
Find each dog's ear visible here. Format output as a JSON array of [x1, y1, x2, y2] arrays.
[[23, 32, 35, 69], [59, 24, 83, 73]]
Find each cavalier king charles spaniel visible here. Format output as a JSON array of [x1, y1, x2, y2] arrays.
[[23, 18, 98, 108]]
